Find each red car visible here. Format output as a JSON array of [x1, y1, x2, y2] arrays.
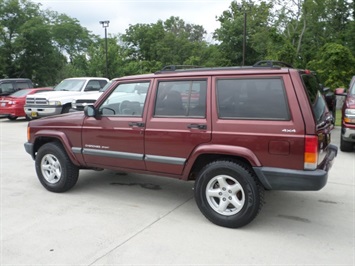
[[0, 87, 52, 120]]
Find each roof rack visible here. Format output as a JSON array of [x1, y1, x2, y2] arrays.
[[253, 60, 294, 68], [154, 60, 293, 74], [155, 65, 203, 74]]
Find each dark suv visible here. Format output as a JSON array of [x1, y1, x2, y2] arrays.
[[24, 61, 338, 228], [0, 78, 33, 96]]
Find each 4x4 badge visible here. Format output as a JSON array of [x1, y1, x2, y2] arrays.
[[282, 129, 296, 133]]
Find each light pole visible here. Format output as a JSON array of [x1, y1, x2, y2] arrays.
[[99, 20, 110, 78], [242, 12, 246, 66]]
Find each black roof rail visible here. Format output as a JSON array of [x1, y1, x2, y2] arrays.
[[155, 65, 203, 74], [253, 60, 294, 68]]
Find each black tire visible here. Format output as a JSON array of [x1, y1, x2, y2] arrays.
[[35, 142, 79, 192], [25, 115, 31, 121], [7, 115, 18, 121], [61, 105, 71, 113], [340, 136, 353, 152], [194, 160, 264, 228]]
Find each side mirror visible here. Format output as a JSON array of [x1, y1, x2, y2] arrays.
[[335, 88, 347, 96], [84, 105, 97, 117]]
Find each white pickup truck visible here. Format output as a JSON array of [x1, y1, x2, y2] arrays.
[[70, 80, 114, 111], [24, 77, 108, 118], [70, 80, 148, 112]]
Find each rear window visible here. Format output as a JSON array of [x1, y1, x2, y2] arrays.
[[10, 89, 32, 97], [216, 78, 290, 120], [301, 74, 327, 123]]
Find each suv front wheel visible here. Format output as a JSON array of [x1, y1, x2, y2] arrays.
[[35, 142, 79, 192], [194, 160, 263, 228]]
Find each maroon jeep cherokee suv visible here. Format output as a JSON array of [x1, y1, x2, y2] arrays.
[[24, 61, 338, 228]]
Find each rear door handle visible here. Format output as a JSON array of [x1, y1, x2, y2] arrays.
[[129, 122, 145, 127], [187, 124, 207, 130]]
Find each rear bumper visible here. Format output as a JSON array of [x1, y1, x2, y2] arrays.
[[0, 106, 25, 117], [254, 144, 338, 191]]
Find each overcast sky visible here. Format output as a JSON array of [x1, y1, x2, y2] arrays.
[[32, 0, 232, 40]]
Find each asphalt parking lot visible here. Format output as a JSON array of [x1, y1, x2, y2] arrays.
[[0, 117, 354, 265]]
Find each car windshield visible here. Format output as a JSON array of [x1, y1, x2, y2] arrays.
[[9, 89, 32, 97], [350, 81, 355, 95], [54, 79, 86, 92]]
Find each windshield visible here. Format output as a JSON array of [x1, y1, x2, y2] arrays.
[[302, 74, 327, 123], [54, 79, 85, 92], [350, 80, 355, 95]]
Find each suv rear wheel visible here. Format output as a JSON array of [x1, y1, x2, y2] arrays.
[[35, 142, 79, 192], [194, 160, 263, 228]]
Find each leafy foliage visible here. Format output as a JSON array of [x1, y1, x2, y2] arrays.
[[0, 0, 354, 89]]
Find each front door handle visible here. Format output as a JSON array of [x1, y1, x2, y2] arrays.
[[187, 124, 207, 130], [129, 122, 145, 127]]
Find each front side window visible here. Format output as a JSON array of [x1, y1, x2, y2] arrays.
[[154, 80, 207, 117], [217, 78, 290, 120], [16, 82, 30, 89], [99, 82, 150, 116], [85, 80, 102, 91]]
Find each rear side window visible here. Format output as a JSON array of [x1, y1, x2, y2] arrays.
[[154, 80, 207, 117], [302, 74, 327, 123], [16, 82, 31, 89], [216, 78, 290, 120]]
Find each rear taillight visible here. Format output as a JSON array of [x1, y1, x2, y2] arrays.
[[304, 136, 318, 170]]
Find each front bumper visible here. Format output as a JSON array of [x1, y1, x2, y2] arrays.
[[254, 144, 338, 191], [24, 105, 62, 118], [24, 142, 35, 160], [341, 125, 355, 142]]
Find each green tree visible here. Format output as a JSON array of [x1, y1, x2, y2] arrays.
[[50, 13, 93, 62], [0, 0, 94, 85], [307, 43, 355, 88], [214, 0, 274, 66], [121, 16, 216, 71], [273, 0, 353, 67]]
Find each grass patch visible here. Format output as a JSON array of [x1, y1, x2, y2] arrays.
[[335, 109, 342, 127]]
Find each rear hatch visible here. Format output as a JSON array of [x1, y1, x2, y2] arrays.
[[301, 72, 337, 171]]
